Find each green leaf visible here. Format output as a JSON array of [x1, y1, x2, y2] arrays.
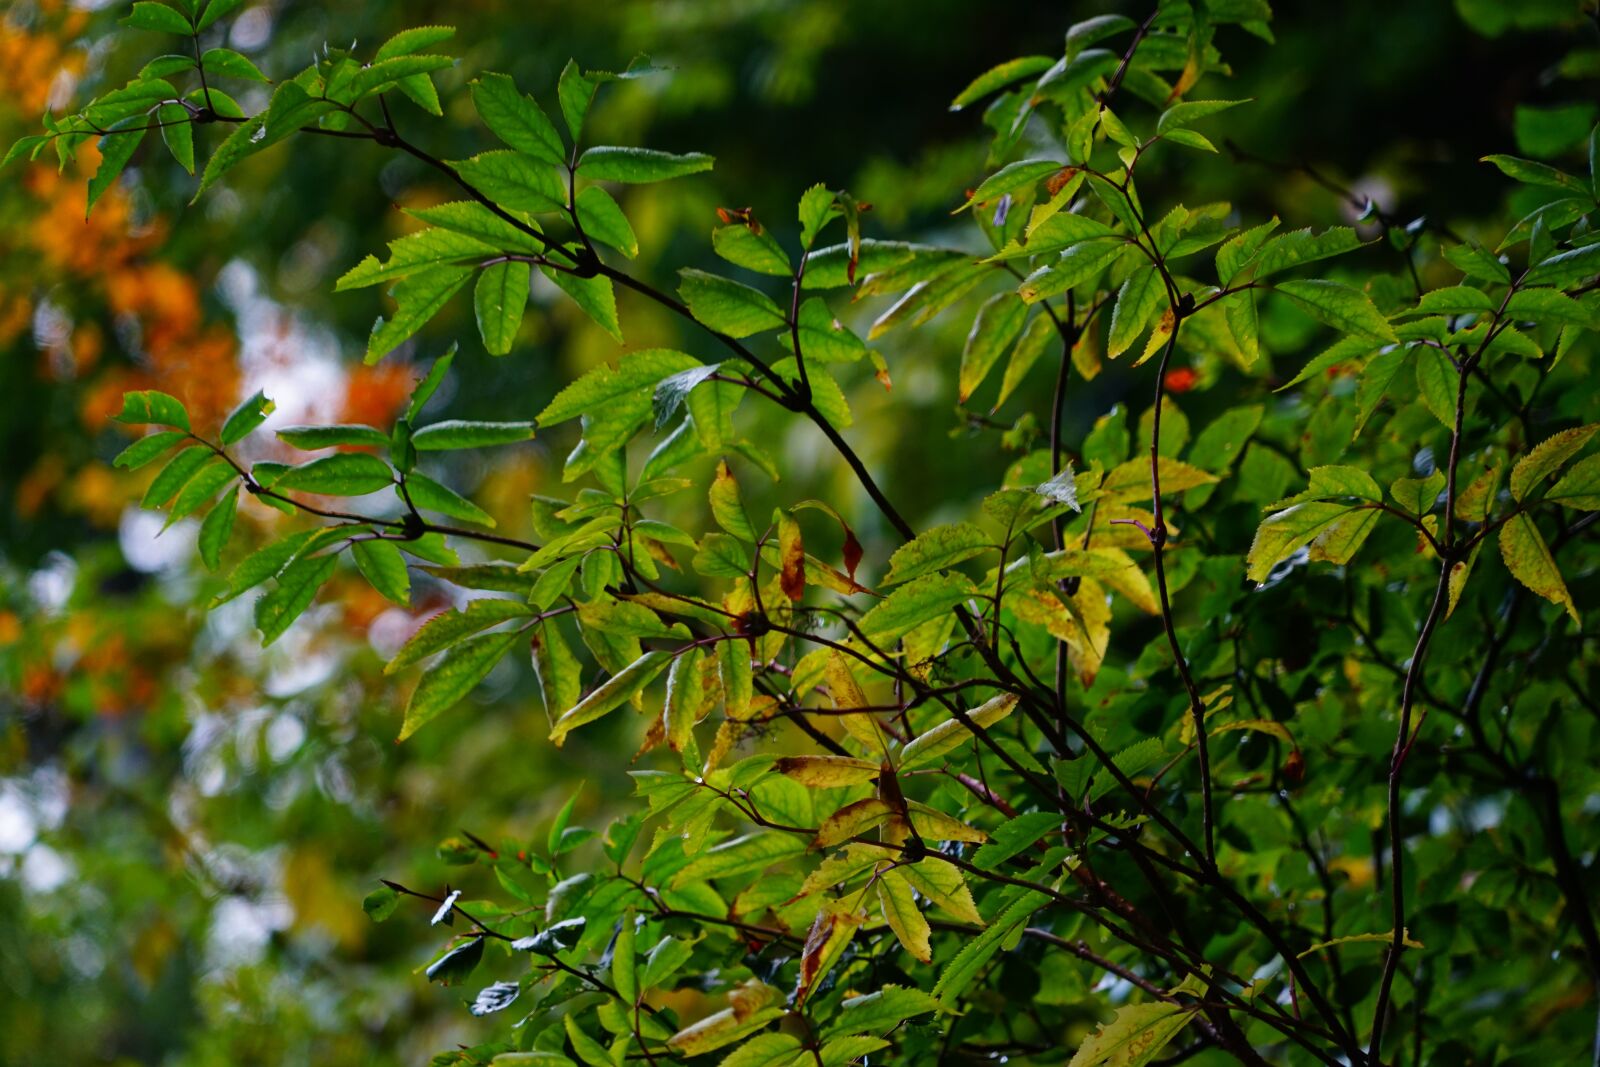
[[1481, 154, 1590, 194], [959, 292, 1027, 401], [949, 55, 1054, 110], [337, 228, 500, 291], [1237, 226, 1364, 283], [1275, 279, 1397, 342], [934, 885, 1049, 1005], [347, 55, 455, 100], [544, 263, 622, 341], [1215, 217, 1281, 282], [674, 832, 807, 885], [472, 73, 565, 166], [425, 937, 485, 986], [195, 113, 267, 197], [1068, 1002, 1197, 1067], [197, 486, 239, 570], [557, 60, 596, 139], [405, 471, 496, 527], [403, 348, 454, 422], [405, 201, 545, 255], [1018, 240, 1124, 303], [1547, 453, 1600, 509], [375, 25, 456, 62], [1246, 502, 1365, 582], [859, 573, 978, 642], [123, 2, 192, 33], [680, 269, 786, 337], [400, 629, 522, 740], [899, 693, 1018, 772], [1523, 242, 1600, 288], [450, 151, 566, 214], [1107, 265, 1165, 359], [577, 146, 714, 183], [713, 224, 791, 276], [539, 349, 701, 427], [1187, 405, 1265, 474], [274, 453, 393, 496], [798, 183, 838, 251], [962, 159, 1061, 210], [388, 599, 534, 674], [709, 460, 756, 541], [1442, 241, 1511, 284], [1414, 345, 1458, 429], [220, 390, 274, 445], [1353, 346, 1409, 437], [1389, 471, 1445, 515], [473, 261, 531, 356], [1510, 424, 1600, 500], [548, 650, 671, 746], [86, 122, 146, 217], [143, 446, 212, 508], [663, 647, 705, 759], [995, 313, 1058, 410], [166, 459, 234, 526], [1156, 98, 1248, 133], [413, 420, 536, 450], [574, 185, 637, 257], [1499, 512, 1580, 624], [114, 430, 187, 470], [652, 364, 719, 429], [276, 424, 391, 450], [972, 812, 1060, 871], [255, 553, 339, 646], [1415, 286, 1494, 315], [118, 386, 188, 428], [827, 986, 941, 1038], [367, 266, 473, 364], [158, 103, 194, 173], [641, 935, 696, 991], [882, 523, 993, 585], [353, 540, 410, 606], [362, 885, 400, 922], [1505, 287, 1600, 329], [214, 530, 320, 605], [200, 47, 268, 82]]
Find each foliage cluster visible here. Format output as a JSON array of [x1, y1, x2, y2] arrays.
[[7, 0, 1600, 1064]]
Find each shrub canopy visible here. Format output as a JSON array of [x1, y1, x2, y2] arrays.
[[4, 1, 1600, 1065]]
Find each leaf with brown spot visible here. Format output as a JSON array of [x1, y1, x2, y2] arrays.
[[779, 513, 805, 601], [813, 797, 893, 849]]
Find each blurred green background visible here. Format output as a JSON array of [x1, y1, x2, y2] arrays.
[[0, 0, 1592, 1063]]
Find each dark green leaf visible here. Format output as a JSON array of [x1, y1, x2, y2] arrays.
[[352, 539, 410, 606], [405, 471, 496, 526], [577, 146, 714, 183], [220, 390, 274, 446], [276, 425, 391, 450], [679, 269, 786, 337], [274, 453, 394, 496], [472, 72, 565, 166], [197, 486, 239, 570], [412, 420, 536, 450], [255, 553, 339, 646], [400, 629, 522, 740]]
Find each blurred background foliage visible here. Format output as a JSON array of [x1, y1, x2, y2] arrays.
[[0, 0, 1596, 1063]]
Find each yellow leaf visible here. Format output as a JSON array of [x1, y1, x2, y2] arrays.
[[774, 754, 882, 787], [1499, 512, 1580, 624], [877, 868, 932, 963], [898, 692, 1019, 771], [825, 650, 888, 751], [1296, 928, 1423, 959], [812, 797, 893, 849]]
